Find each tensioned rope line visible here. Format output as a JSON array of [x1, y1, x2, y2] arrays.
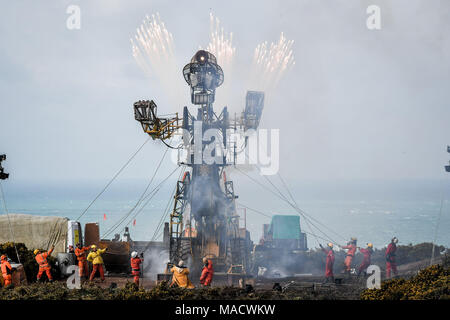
[[260, 174, 323, 245], [430, 181, 446, 266], [234, 146, 343, 244], [234, 166, 338, 245], [275, 172, 347, 242], [0, 181, 21, 263], [245, 152, 346, 243], [151, 167, 185, 242], [258, 168, 347, 242], [237, 201, 332, 244], [103, 166, 181, 239], [261, 174, 339, 245], [102, 145, 170, 238], [75, 137, 151, 222], [125, 165, 184, 229]]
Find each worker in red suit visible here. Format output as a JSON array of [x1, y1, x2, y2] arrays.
[[386, 237, 398, 279], [357, 243, 373, 276], [75, 243, 91, 279], [199, 257, 214, 286], [130, 251, 143, 286], [320, 243, 335, 283], [340, 238, 357, 274]]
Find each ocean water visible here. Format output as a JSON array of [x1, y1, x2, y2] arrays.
[[1, 178, 449, 250]]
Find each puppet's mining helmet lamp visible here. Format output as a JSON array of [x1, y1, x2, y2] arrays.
[[183, 50, 224, 105]]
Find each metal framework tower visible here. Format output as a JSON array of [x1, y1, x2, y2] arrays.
[[134, 50, 264, 275]]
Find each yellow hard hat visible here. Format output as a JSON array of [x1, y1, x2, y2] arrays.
[[34, 249, 40, 255], [327, 243, 333, 248], [91, 245, 97, 249], [367, 243, 373, 248]]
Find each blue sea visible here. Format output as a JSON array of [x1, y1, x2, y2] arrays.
[[1, 178, 449, 249]]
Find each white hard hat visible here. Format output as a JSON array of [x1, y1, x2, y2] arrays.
[[178, 260, 185, 267], [131, 251, 138, 258]]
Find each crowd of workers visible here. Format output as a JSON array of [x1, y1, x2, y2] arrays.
[[319, 236, 399, 283], [0, 237, 398, 288]]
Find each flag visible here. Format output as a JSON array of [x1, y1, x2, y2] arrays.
[[133, 219, 136, 226], [103, 213, 107, 221]]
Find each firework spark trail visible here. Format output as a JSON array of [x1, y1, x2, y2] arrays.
[[205, 13, 236, 109], [131, 13, 184, 109], [250, 32, 295, 93]]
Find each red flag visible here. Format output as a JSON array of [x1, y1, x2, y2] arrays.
[[133, 219, 136, 226], [103, 213, 107, 221]]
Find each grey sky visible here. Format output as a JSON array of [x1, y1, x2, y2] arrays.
[[0, 0, 449, 184]]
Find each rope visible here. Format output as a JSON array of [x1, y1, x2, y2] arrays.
[[234, 167, 340, 245], [237, 201, 331, 244], [0, 181, 21, 264], [276, 173, 347, 242], [125, 165, 182, 229], [151, 167, 185, 241], [75, 137, 151, 222], [430, 183, 446, 265], [264, 173, 322, 245], [101, 145, 170, 238]]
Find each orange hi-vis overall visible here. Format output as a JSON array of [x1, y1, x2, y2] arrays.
[[130, 257, 143, 285], [75, 246, 91, 278], [342, 244, 357, 272], [36, 248, 53, 281], [1, 259, 13, 287]]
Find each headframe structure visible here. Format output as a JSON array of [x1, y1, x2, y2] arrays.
[[134, 50, 264, 275]]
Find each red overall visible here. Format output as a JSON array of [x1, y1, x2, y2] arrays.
[[358, 248, 372, 274], [130, 257, 142, 285], [385, 243, 397, 278], [200, 260, 214, 286], [75, 246, 90, 278], [90, 264, 105, 281], [36, 248, 53, 281], [1, 258, 12, 287], [342, 244, 357, 272], [322, 247, 335, 279]]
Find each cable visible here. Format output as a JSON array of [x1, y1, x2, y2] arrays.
[[103, 166, 180, 239], [0, 181, 21, 264], [151, 167, 185, 241], [276, 173, 347, 242], [234, 167, 339, 245], [101, 145, 170, 238], [237, 201, 331, 244], [76, 137, 151, 221], [235, 143, 347, 244], [126, 165, 183, 228], [430, 182, 446, 265]]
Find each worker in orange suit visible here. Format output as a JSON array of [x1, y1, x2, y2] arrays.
[[386, 237, 399, 279], [87, 245, 107, 282], [357, 243, 373, 276], [340, 238, 357, 274], [1, 255, 13, 287], [75, 243, 91, 279], [34, 245, 54, 282], [320, 243, 335, 283], [200, 257, 214, 286]]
